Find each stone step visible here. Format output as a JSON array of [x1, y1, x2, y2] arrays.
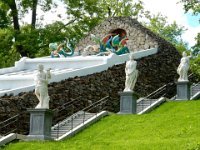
[[191, 88, 200, 90], [53, 115, 88, 127], [137, 100, 157, 105], [137, 103, 157, 106], [51, 111, 96, 138], [53, 125, 76, 131], [51, 131, 69, 134]]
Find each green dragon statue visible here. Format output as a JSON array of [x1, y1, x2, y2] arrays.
[[49, 39, 74, 58], [91, 33, 129, 55]]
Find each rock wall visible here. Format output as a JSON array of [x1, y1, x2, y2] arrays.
[[0, 39, 180, 121], [76, 17, 159, 52]]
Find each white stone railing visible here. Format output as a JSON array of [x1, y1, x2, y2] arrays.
[[0, 48, 158, 96]]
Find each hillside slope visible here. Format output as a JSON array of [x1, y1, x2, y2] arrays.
[[3, 100, 200, 150]]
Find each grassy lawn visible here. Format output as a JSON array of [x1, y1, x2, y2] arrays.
[[2, 100, 200, 150]]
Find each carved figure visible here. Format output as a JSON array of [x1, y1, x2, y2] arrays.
[[124, 53, 138, 91], [91, 33, 129, 55], [177, 51, 192, 81], [34, 64, 51, 109], [49, 39, 74, 58], [82, 45, 99, 56]]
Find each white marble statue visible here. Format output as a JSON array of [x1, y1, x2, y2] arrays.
[[177, 51, 192, 81], [124, 53, 138, 92], [34, 64, 51, 109]]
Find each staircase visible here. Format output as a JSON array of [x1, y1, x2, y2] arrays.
[[51, 111, 107, 141], [51, 97, 166, 141], [137, 97, 166, 114], [190, 83, 200, 100], [51, 96, 109, 141]]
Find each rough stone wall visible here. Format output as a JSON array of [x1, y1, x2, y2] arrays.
[[76, 17, 159, 52], [0, 39, 180, 122]]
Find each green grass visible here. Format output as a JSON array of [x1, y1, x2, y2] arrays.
[[2, 100, 200, 150]]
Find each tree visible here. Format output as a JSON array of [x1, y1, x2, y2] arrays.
[[180, 0, 200, 15], [180, 0, 200, 78], [192, 34, 200, 56], [143, 13, 188, 52], [63, 0, 145, 30], [0, 0, 54, 57], [0, 8, 11, 28], [99, 0, 144, 17], [0, 28, 20, 68], [180, 0, 200, 54]]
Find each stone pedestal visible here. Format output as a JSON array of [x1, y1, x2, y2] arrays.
[[26, 109, 53, 141], [176, 81, 190, 100], [118, 91, 138, 114]]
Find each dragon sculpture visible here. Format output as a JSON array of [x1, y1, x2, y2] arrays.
[[49, 39, 74, 58], [91, 33, 129, 55]]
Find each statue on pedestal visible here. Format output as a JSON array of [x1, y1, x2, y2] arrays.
[[124, 53, 138, 92], [34, 64, 51, 109], [177, 51, 192, 81]]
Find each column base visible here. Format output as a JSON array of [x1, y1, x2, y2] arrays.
[[26, 109, 53, 141], [118, 91, 138, 114], [176, 81, 190, 100]]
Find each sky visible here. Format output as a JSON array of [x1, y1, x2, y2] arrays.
[[142, 0, 200, 47], [23, 0, 199, 48]]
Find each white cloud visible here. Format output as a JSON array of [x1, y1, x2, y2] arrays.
[[142, 0, 199, 47]]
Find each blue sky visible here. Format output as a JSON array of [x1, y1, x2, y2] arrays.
[[186, 13, 200, 27], [142, 0, 200, 47]]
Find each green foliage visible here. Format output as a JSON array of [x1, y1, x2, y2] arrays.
[[98, 0, 144, 18], [175, 41, 190, 54], [180, 0, 200, 55], [180, 0, 200, 15], [191, 54, 200, 78], [188, 34, 200, 79], [0, 8, 10, 28], [144, 13, 187, 47], [0, 28, 20, 68], [192, 33, 200, 56], [14, 25, 40, 57], [3, 101, 200, 150]]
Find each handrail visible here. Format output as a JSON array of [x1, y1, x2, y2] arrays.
[[0, 114, 20, 125], [143, 81, 176, 100], [52, 97, 81, 112], [144, 73, 195, 100], [52, 96, 109, 139], [0, 111, 29, 136], [52, 97, 84, 125], [82, 96, 109, 112], [67, 96, 109, 121], [191, 81, 200, 87], [146, 84, 167, 98]]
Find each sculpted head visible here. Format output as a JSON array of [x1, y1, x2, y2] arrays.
[[182, 51, 187, 57], [38, 64, 44, 72], [49, 43, 58, 51]]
